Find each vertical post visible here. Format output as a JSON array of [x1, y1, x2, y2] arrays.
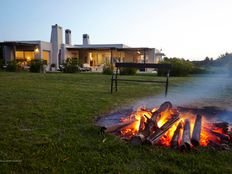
[[143, 49, 146, 64], [111, 71, 114, 94], [115, 67, 118, 91], [165, 70, 170, 97], [13, 45, 16, 61], [110, 48, 113, 64]]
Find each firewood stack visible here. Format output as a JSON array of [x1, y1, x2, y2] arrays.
[[100, 101, 232, 151]]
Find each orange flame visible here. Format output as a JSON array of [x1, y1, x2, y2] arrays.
[[119, 106, 230, 147]]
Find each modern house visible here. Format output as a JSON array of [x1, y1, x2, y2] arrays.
[[0, 24, 164, 71]]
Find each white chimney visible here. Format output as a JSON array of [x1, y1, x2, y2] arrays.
[[83, 34, 90, 45], [65, 29, 72, 45], [50, 24, 63, 67]]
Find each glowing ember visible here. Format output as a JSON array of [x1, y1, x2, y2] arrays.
[[112, 102, 232, 150]]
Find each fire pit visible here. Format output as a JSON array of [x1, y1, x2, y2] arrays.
[[96, 101, 232, 151]]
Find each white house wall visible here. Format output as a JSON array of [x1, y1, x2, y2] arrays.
[[39, 41, 53, 64]]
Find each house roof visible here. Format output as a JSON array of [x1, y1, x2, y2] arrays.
[[0, 41, 38, 46], [66, 44, 154, 51]]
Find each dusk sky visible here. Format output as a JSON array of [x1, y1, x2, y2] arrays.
[[1, 0, 232, 60]]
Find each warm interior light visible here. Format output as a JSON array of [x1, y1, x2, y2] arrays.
[[89, 52, 93, 61], [137, 51, 141, 54], [34, 48, 39, 53], [27, 57, 31, 61]]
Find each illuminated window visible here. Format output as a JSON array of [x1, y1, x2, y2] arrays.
[[16, 51, 24, 59], [24, 51, 35, 61], [43, 51, 50, 64], [16, 51, 35, 61]]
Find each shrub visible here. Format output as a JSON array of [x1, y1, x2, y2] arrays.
[[102, 64, 113, 75], [191, 66, 208, 74], [29, 59, 44, 73], [63, 58, 79, 73], [6, 60, 20, 72], [120, 67, 137, 75], [0, 59, 4, 70], [158, 58, 193, 77], [51, 63, 56, 68]]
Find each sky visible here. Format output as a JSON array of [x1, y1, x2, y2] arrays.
[[0, 0, 232, 60]]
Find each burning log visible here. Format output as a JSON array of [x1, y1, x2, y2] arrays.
[[208, 140, 231, 151], [138, 116, 146, 132], [130, 115, 158, 145], [180, 119, 191, 151], [171, 121, 183, 149], [145, 113, 180, 145], [212, 122, 229, 134], [151, 101, 172, 121], [101, 121, 134, 133], [142, 115, 157, 137], [203, 127, 230, 142], [191, 114, 202, 146], [130, 116, 146, 145], [130, 133, 145, 145]]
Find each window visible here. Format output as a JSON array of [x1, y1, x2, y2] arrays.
[[16, 51, 24, 59], [43, 51, 50, 65], [16, 51, 35, 61]]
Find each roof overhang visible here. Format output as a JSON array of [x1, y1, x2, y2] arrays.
[[66, 47, 152, 52], [0, 41, 38, 47]]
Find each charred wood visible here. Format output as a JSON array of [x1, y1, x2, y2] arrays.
[[138, 116, 146, 132], [191, 114, 202, 146], [212, 122, 229, 134], [180, 119, 191, 151], [171, 121, 183, 149], [142, 115, 157, 137], [146, 113, 180, 145], [130, 116, 146, 145], [151, 101, 172, 122], [101, 121, 134, 133], [204, 127, 230, 142], [130, 133, 145, 145], [208, 140, 231, 151]]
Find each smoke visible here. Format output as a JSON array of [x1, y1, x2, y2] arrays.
[[132, 71, 232, 123]]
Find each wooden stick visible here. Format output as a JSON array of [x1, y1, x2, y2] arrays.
[[138, 116, 146, 132], [191, 114, 202, 146], [212, 122, 229, 134], [142, 115, 157, 137], [203, 127, 230, 142], [146, 113, 180, 145], [171, 121, 183, 149], [208, 140, 230, 151], [102, 121, 134, 133], [151, 101, 172, 122], [130, 133, 145, 145], [180, 119, 191, 151], [130, 116, 146, 145]]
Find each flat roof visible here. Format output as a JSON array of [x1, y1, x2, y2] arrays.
[[0, 40, 51, 46], [66, 44, 154, 51]]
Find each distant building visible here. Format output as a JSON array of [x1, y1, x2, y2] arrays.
[[0, 24, 164, 71]]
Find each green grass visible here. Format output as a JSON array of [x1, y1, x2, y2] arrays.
[[0, 72, 232, 174]]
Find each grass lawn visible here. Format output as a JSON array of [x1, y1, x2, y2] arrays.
[[0, 72, 232, 173]]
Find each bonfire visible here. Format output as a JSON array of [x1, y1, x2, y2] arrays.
[[99, 101, 232, 151]]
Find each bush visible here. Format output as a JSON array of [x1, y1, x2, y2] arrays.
[[63, 58, 79, 73], [191, 66, 208, 74], [51, 63, 56, 68], [6, 60, 20, 72], [29, 59, 44, 73], [120, 67, 137, 75], [102, 64, 113, 75], [158, 58, 193, 77], [0, 59, 4, 70]]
